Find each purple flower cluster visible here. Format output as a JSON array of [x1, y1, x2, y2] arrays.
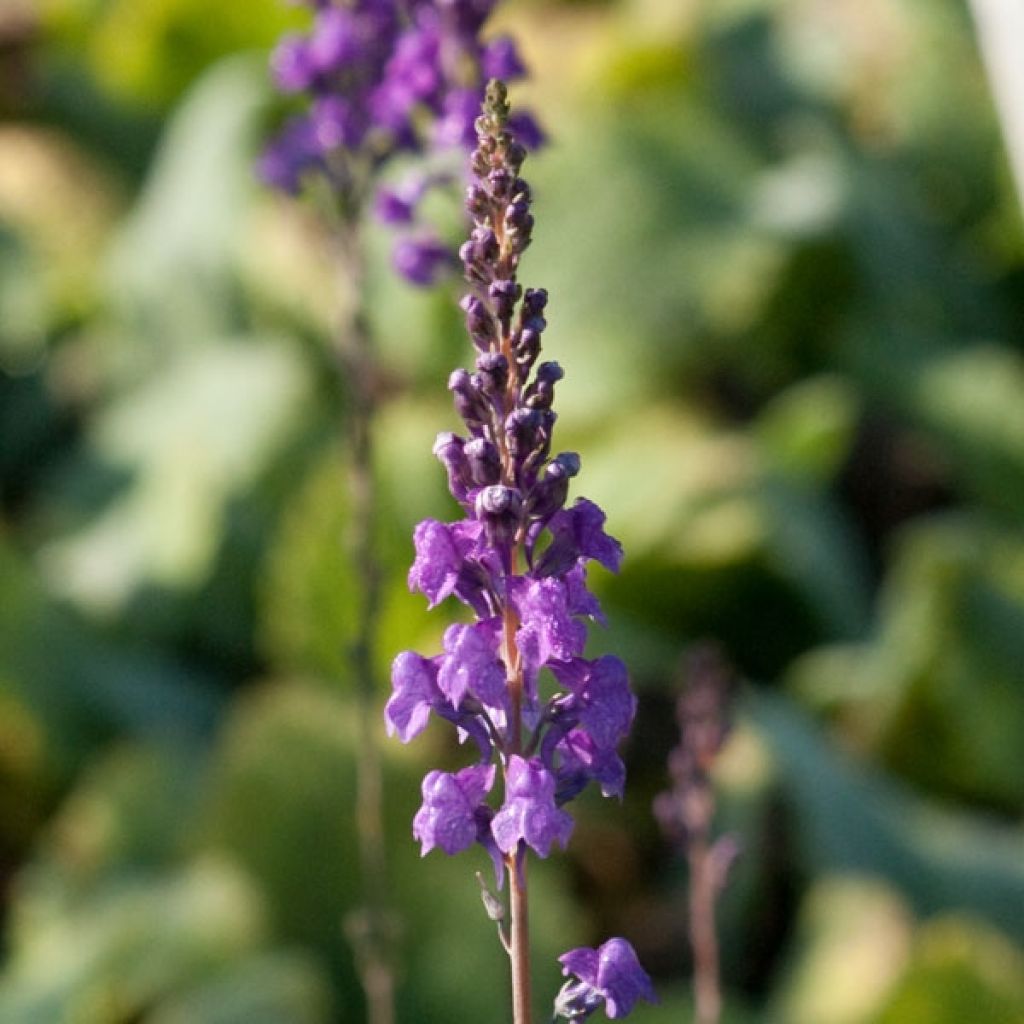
[[260, 0, 541, 285], [386, 80, 655, 1020]]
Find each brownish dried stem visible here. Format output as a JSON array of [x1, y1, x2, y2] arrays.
[[688, 836, 722, 1024]]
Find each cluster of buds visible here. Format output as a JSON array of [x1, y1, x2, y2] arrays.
[[386, 80, 655, 1020], [260, 0, 542, 284]]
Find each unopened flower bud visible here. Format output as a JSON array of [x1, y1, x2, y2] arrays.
[[522, 288, 547, 316], [528, 451, 580, 519], [466, 184, 490, 219], [475, 484, 522, 546], [464, 437, 501, 486], [489, 279, 520, 323], [449, 368, 488, 430], [433, 431, 471, 502], [488, 168, 513, 200], [461, 295, 498, 351], [524, 360, 564, 409], [476, 352, 509, 395], [505, 407, 542, 461]]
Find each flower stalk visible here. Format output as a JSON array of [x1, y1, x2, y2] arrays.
[[387, 81, 656, 1023], [654, 645, 739, 1024]]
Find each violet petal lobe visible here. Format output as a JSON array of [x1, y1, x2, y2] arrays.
[[413, 763, 496, 856], [513, 576, 588, 671], [437, 620, 507, 708], [408, 518, 464, 606], [558, 937, 656, 1019], [541, 498, 624, 576], [385, 651, 441, 742], [491, 755, 573, 857]]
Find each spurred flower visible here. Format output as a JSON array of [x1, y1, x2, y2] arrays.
[[413, 764, 496, 855], [556, 939, 657, 1020], [491, 755, 573, 857]]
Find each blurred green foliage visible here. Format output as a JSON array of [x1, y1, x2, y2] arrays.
[[2, 0, 1024, 1020]]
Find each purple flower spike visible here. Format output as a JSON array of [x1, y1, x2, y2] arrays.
[[413, 764, 496, 856], [556, 938, 657, 1020], [385, 84, 649, 1019], [491, 755, 573, 857], [262, 0, 543, 289]]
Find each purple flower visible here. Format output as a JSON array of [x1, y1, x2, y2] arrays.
[[311, 96, 363, 153], [385, 651, 441, 742], [482, 37, 526, 81], [435, 88, 486, 149], [256, 115, 319, 194], [556, 938, 657, 1020], [413, 764, 496, 855], [552, 727, 627, 801], [408, 519, 465, 607], [568, 655, 635, 750], [491, 755, 573, 857], [392, 236, 455, 287], [271, 35, 314, 92], [540, 498, 624, 577], [513, 576, 588, 671], [438, 621, 507, 708]]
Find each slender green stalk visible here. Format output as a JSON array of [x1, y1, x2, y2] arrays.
[[332, 219, 396, 1024]]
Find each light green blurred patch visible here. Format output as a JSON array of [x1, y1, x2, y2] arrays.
[[42, 0, 299, 107], [910, 345, 1024, 518], [149, 953, 334, 1024], [755, 375, 859, 483], [107, 56, 271, 335], [876, 916, 1024, 1024], [770, 876, 914, 1024], [772, 875, 1024, 1024], [0, 858, 265, 1023], [40, 336, 311, 613]]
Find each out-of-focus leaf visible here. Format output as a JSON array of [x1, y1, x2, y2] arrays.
[[106, 56, 270, 335], [750, 692, 1024, 946], [148, 953, 334, 1024], [0, 127, 121, 325], [756, 475, 871, 639], [755, 375, 859, 483], [42, 0, 298, 107], [769, 876, 913, 1024], [876, 916, 1024, 1024], [909, 345, 1024, 519], [0, 540, 219, 789], [0, 859, 264, 1022], [788, 516, 1024, 810], [40, 337, 311, 613]]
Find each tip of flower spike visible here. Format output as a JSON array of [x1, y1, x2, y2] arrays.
[[483, 78, 510, 130]]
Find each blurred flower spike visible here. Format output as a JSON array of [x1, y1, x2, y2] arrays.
[[260, 0, 543, 285]]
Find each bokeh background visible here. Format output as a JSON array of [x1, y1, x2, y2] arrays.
[[3, 0, 1024, 1020]]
